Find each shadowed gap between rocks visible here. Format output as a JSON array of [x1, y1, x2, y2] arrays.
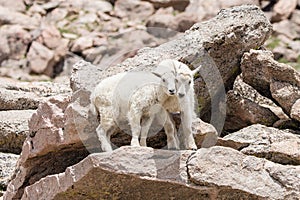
[[13, 144, 90, 199]]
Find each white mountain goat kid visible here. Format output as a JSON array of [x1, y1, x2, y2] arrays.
[[139, 59, 201, 150], [90, 62, 180, 152]]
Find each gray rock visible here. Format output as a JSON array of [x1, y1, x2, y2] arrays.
[[114, 0, 154, 21], [271, 0, 297, 22], [146, 9, 178, 38], [192, 118, 218, 148], [0, 25, 32, 63], [0, 0, 25, 12], [224, 90, 279, 132], [273, 20, 300, 40], [220, 124, 300, 165], [27, 41, 56, 77], [0, 153, 19, 191], [291, 9, 300, 25], [241, 49, 300, 118], [0, 77, 71, 110], [59, 0, 113, 13], [188, 146, 300, 199], [185, 0, 260, 21], [270, 81, 300, 114], [143, 0, 189, 11], [273, 46, 299, 62], [17, 146, 300, 199], [146, 8, 198, 37], [0, 110, 35, 154], [70, 36, 94, 53], [291, 99, 300, 122], [0, 6, 39, 29]]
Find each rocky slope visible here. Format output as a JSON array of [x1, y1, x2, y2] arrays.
[[0, 0, 300, 199], [1, 4, 300, 200]]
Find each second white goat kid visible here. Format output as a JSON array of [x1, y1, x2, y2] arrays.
[[90, 63, 179, 152], [139, 59, 201, 150]]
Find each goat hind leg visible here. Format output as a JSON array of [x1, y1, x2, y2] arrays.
[[140, 116, 154, 147], [96, 124, 113, 152]]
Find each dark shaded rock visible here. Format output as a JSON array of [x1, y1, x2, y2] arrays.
[[224, 90, 279, 132]]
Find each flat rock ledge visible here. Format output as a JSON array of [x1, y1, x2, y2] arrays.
[[219, 124, 300, 165], [19, 146, 300, 200]]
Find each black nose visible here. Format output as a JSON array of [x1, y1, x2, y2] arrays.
[[169, 89, 175, 94], [178, 93, 184, 98]]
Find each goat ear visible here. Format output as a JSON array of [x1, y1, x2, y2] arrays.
[[152, 71, 161, 78], [192, 65, 202, 76], [152, 65, 166, 78]]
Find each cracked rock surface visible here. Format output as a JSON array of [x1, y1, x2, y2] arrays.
[[19, 146, 300, 200]]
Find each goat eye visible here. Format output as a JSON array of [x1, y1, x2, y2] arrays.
[[188, 80, 191, 84], [162, 78, 166, 82]]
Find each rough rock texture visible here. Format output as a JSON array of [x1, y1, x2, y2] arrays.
[[270, 81, 300, 115], [188, 146, 300, 199], [0, 110, 35, 154], [291, 99, 300, 122], [219, 124, 300, 165], [192, 118, 219, 148], [224, 90, 279, 132], [0, 153, 19, 192], [0, 77, 71, 110], [19, 146, 300, 199], [4, 96, 90, 200], [241, 49, 300, 118]]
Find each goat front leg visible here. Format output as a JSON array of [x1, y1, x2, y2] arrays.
[[164, 112, 179, 150], [181, 111, 197, 150]]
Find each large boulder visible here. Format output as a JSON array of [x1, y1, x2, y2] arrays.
[[224, 90, 279, 132], [241, 49, 300, 122], [4, 96, 90, 200], [18, 146, 300, 199], [224, 76, 285, 132], [4, 5, 273, 199]]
